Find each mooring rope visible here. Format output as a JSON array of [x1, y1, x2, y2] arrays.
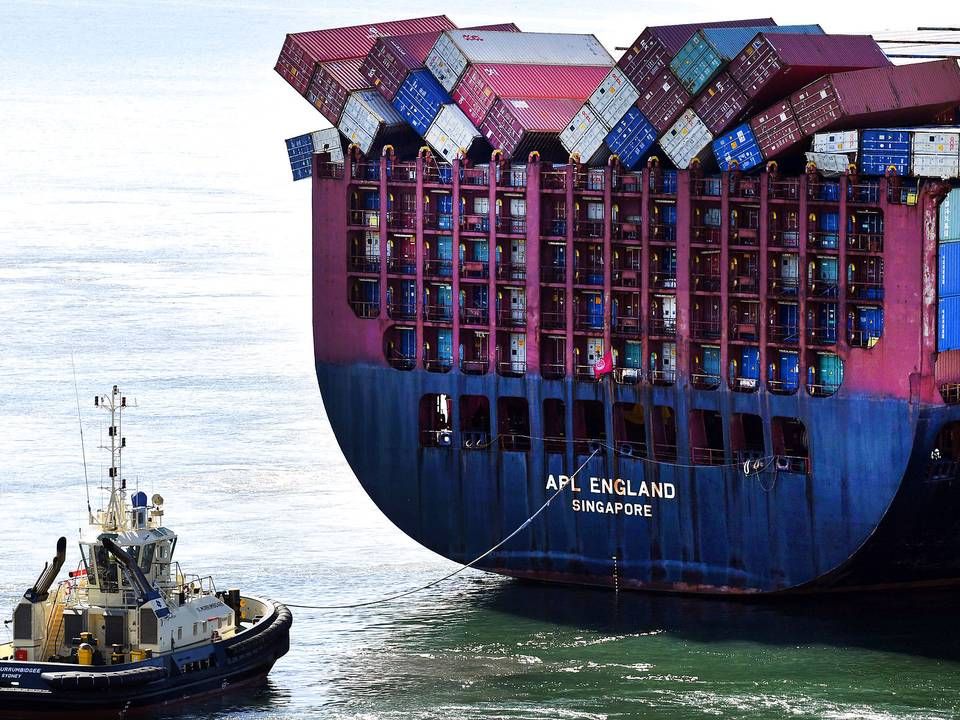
[[285, 448, 599, 610]]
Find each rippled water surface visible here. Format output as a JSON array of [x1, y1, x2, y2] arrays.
[[2, 2, 960, 718]]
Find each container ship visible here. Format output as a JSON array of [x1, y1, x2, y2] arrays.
[[279, 17, 960, 594]]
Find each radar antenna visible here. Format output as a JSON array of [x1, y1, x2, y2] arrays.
[[94, 385, 132, 531]]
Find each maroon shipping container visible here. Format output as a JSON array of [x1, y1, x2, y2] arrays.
[[749, 99, 803, 159], [453, 63, 609, 127], [729, 33, 890, 108], [361, 32, 443, 101], [635, 70, 691, 133], [791, 60, 960, 137], [276, 15, 455, 96], [305, 58, 368, 125], [470, 23, 521, 32], [617, 18, 775, 92], [481, 97, 583, 158], [691, 71, 749, 135]]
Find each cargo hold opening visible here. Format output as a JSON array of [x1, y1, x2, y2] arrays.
[[772, 417, 809, 473], [419, 394, 452, 448], [498, 397, 530, 452], [573, 400, 605, 454], [460, 395, 490, 449], [613, 402, 647, 458], [543, 399, 565, 454], [690, 409, 724, 465], [652, 405, 677, 462], [731, 413, 765, 462]]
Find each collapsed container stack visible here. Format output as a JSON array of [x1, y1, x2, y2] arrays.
[[277, 15, 960, 180]]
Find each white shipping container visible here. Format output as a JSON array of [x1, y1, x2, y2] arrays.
[[587, 68, 640, 128], [426, 30, 613, 92], [912, 152, 960, 179], [560, 104, 611, 164], [912, 130, 960, 155], [812, 130, 859, 154], [425, 104, 482, 161], [659, 110, 712, 170], [338, 91, 405, 155], [805, 152, 851, 175], [311, 128, 344, 164]]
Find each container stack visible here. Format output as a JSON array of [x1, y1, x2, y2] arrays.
[[940, 188, 960, 351], [285, 128, 345, 181], [808, 126, 960, 178]]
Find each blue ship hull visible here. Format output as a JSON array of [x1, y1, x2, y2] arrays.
[[316, 361, 960, 594]]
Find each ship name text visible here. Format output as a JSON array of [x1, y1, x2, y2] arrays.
[[545, 475, 677, 518]]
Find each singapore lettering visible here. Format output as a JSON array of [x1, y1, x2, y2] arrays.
[[545, 475, 677, 518]]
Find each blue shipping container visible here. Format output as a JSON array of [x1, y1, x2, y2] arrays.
[[861, 129, 911, 177], [587, 293, 604, 328], [940, 296, 960, 351], [713, 123, 762, 171], [941, 188, 960, 242], [778, 350, 800, 390], [703, 346, 721, 376], [740, 346, 760, 380], [605, 107, 658, 170], [285, 132, 315, 181], [939, 240, 960, 296], [392, 69, 449, 135]]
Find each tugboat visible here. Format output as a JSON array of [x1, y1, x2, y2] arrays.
[[0, 386, 291, 715]]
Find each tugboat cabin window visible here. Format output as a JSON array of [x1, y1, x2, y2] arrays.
[[460, 395, 490, 449], [543, 399, 565, 453], [140, 543, 156, 573], [419, 394, 453, 447], [498, 397, 530, 451]]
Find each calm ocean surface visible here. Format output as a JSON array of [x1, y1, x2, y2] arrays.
[[1, 2, 960, 718]]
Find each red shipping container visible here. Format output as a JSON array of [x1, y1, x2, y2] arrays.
[[691, 71, 749, 135], [305, 58, 368, 125], [635, 70, 691, 133], [617, 18, 775, 91], [749, 100, 803, 159], [729, 33, 890, 108], [276, 15, 455, 96], [791, 60, 960, 137], [481, 97, 583, 158], [452, 64, 609, 127]]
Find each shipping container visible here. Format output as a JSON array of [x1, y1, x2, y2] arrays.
[[691, 72, 749, 135], [791, 60, 960, 138], [424, 103, 482, 161], [605, 106, 658, 169], [338, 90, 407, 156], [659, 109, 713, 169], [804, 152, 851, 174], [812, 130, 859, 154], [305, 58, 368, 125], [713, 122, 763, 171], [939, 295, 960, 351], [861, 129, 911, 176], [481, 97, 583, 159], [750, 100, 803, 159], [671, 24, 823, 97], [939, 240, 960, 296], [453, 63, 608, 127], [587, 68, 641, 128], [285, 133, 316, 181], [941, 188, 960, 241], [617, 19, 776, 91], [636, 70, 691, 133], [560, 104, 611, 164], [392, 69, 449, 134], [728, 33, 889, 109], [277, 15, 455, 95], [912, 129, 960, 178], [913, 152, 960, 179], [426, 30, 613, 92]]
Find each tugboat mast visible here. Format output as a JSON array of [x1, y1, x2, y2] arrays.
[[95, 384, 128, 531]]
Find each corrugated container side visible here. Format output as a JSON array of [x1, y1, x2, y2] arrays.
[[392, 69, 449, 135], [289, 16, 454, 65], [426, 32, 470, 92], [560, 104, 612, 163], [939, 240, 960, 296], [805, 152, 851, 174], [646, 18, 776, 56], [913, 130, 960, 155], [941, 188, 960, 241], [604, 106, 658, 169], [713, 122, 763, 171], [750, 100, 803, 159], [659, 109, 713, 169], [861, 129, 911, 176], [636, 70, 691, 133], [913, 153, 960, 179], [587, 68, 641, 128], [361, 33, 440, 102], [286, 132, 316, 180], [812, 130, 859, 154], [305, 59, 368, 125], [338, 90, 407, 155], [481, 97, 582, 158], [939, 295, 960, 351], [311, 127, 345, 164], [729, 33, 890, 108], [691, 72, 749, 135], [470, 23, 522, 32], [425, 103, 482, 161], [276, 39, 315, 95]]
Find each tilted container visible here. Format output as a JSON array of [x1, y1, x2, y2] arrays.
[[338, 90, 409, 156], [750, 99, 803, 159], [311, 128, 346, 164], [659, 109, 713, 169], [811, 129, 859, 155], [713, 122, 763, 171], [481, 97, 583, 159], [560, 104, 611, 164], [305, 58, 368, 125], [587, 68, 641, 128], [392, 69, 450, 135], [691, 71, 749, 135], [425, 30, 612, 92], [424, 103, 483, 162], [605, 106, 658, 169], [636, 70, 691, 133], [728, 33, 889, 109], [805, 152, 851, 174]]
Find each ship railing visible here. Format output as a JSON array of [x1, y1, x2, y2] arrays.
[[460, 306, 489, 325], [613, 172, 643, 194], [424, 304, 453, 322], [847, 232, 884, 253], [729, 321, 759, 341], [387, 211, 417, 230], [729, 273, 759, 294], [573, 220, 604, 239], [691, 320, 721, 340], [350, 301, 380, 319], [649, 223, 676, 242], [848, 181, 880, 204], [497, 309, 527, 327], [774, 455, 809, 474], [424, 214, 455, 231], [649, 171, 678, 195], [348, 254, 381, 273], [888, 180, 920, 206], [806, 381, 840, 397], [940, 384, 960, 405], [612, 264, 641, 288], [176, 573, 218, 598], [542, 310, 566, 329], [653, 442, 678, 462], [423, 165, 453, 185], [574, 437, 607, 455], [541, 362, 566, 379], [691, 446, 725, 465], [691, 225, 721, 244], [574, 364, 599, 382], [462, 167, 490, 186], [496, 217, 527, 234], [387, 354, 416, 371], [460, 258, 489, 278], [649, 369, 675, 385], [768, 324, 800, 344], [387, 303, 416, 320], [390, 162, 417, 182], [348, 210, 380, 228], [769, 230, 800, 248], [460, 214, 490, 233], [848, 329, 881, 348], [421, 429, 453, 447], [692, 178, 722, 197], [316, 161, 345, 179], [768, 178, 800, 200], [544, 435, 567, 452], [612, 221, 641, 241], [650, 273, 677, 290], [649, 318, 677, 337], [386, 256, 416, 274], [574, 169, 605, 191], [460, 357, 489, 375], [730, 227, 759, 247], [807, 280, 839, 298], [541, 171, 567, 190], [692, 372, 721, 390], [350, 161, 382, 181], [808, 181, 841, 202], [691, 273, 721, 292], [768, 378, 799, 395], [612, 314, 641, 334], [423, 259, 454, 277], [573, 264, 603, 284], [541, 219, 567, 236], [503, 167, 527, 188], [731, 376, 760, 393], [616, 440, 648, 457], [614, 367, 642, 385], [462, 430, 491, 448], [573, 312, 603, 331], [767, 277, 800, 296], [540, 265, 566, 283], [735, 449, 766, 464], [424, 356, 453, 372], [730, 177, 760, 199], [848, 281, 884, 301], [496, 262, 527, 281], [499, 434, 532, 451], [497, 360, 526, 377], [807, 231, 840, 251], [806, 327, 838, 345]]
